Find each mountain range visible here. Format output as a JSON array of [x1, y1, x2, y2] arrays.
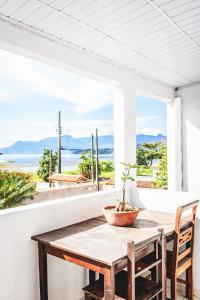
[[0, 134, 166, 154]]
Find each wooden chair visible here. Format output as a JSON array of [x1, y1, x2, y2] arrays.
[[83, 229, 166, 300], [166, 200, 199, 300]]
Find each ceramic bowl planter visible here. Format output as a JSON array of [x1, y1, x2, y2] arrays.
[[103, 162, 139, 227], [103, 205, 139, 226]]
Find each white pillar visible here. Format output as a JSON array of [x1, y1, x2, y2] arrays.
[[167, 96, 182, 191], [113, 82, 137, 202]]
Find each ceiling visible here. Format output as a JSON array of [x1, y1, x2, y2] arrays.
[[0, 0, 200, 88]]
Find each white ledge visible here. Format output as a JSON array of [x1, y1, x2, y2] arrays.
[[0, 188, 121, 216]]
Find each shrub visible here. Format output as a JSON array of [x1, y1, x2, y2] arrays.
[[0, 170, 36, 209], [78, 151, 114, 179], [155, 146, 168, 189], [100, 160, 114, 172]]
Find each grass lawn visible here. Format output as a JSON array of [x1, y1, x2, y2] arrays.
[[137, 166, 153, 176], [65, 169, 115, 179], [31, 173, 44, 182], [100, 171, 114, 179], [64, 170, 79, 175]]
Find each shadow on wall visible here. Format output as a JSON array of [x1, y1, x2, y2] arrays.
[[24, 184, 97, 205], [131, 187, 200, 216]]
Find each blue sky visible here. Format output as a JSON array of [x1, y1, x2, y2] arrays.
[[136, 95, 166, 136], [0, 49, 166, 148]]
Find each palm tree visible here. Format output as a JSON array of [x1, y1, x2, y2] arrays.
[[0, 171, 36, 209]]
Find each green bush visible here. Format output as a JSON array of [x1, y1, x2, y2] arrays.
[[100, 160, 114, 172], [78, 151, 114, 179], [0, 170, 36, 209]]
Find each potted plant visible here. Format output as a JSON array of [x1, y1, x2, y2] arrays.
[[103, 162, 139, 226]]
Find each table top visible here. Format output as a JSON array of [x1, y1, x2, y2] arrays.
[[32, 209, 176, 266]]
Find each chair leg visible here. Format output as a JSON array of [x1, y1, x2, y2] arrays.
[[84, 292, 93, 300], [170, 276, 177, 300], [151, 267, 157, 281], [186, 266, 193, 300], [84, 292, 89, 300]]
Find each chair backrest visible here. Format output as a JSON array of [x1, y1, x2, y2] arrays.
[[127, 229, 165, 300], [173, 200, 199, 274]]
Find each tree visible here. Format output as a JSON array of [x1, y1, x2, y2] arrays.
[[140, 142, 164, 167], [136, 147, 149, 166], [155, 146, 168, 189], [37, 148, 58, 182], [0, 170, 36, 209]]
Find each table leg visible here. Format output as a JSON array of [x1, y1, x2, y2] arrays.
[[104, 267, 115, 300], [161, 232, 167, 300], [38, 243, 48, 300], [89, 270, 96, 284], [127, 240, 135, 300]]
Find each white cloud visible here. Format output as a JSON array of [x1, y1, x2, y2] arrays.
[[63, 120, 113, 137], [137, 127, 163, 136], [136, 116, 160, 125], [0, 119, 113, 148], [0, 49, 113, 114], [0, 121, 56, 147], [0, 50, 114, 148], [0, 89, 13, 103], [136, 116, 165, 135]]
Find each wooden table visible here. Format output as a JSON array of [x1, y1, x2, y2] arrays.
[[32, 209, 176, 300]]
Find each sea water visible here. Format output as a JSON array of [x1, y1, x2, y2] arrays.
[[0, 153, 114, 173]]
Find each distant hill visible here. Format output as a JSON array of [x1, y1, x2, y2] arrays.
[[0, 134, 166, 154]]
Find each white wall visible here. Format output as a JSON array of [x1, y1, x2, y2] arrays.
[[0, 190, 120, 300], [178, 84, 200, 193]]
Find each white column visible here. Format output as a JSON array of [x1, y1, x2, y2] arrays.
[[167, 96, 182, 191], [113, 82, 137, 202]]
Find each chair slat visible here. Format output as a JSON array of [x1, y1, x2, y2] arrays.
[[181, 215, 194, 227], [176, 258, 192, 277], [177, 247, 191, 262], [178, 227, 193, 247], [135, 259, 161, 278]]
